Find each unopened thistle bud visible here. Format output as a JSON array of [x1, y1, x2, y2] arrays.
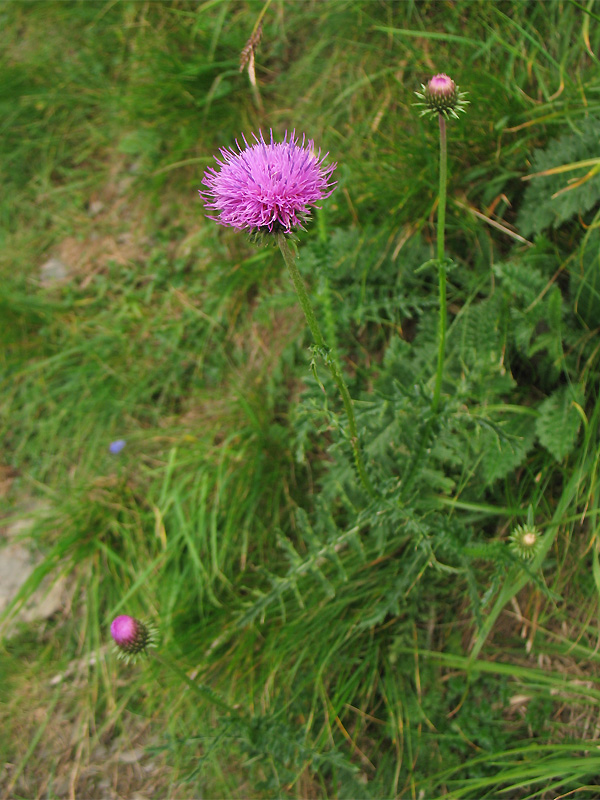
[[110, 615, 158, 664], [414, 73, 469, 121], [509, 523, 541, 561]]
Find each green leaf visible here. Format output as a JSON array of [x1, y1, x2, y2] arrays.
[[570, 229, 600, 329], [592, 545, 600, 602], [535, 384, 584, 462], [517, 116, 600, 236], [479, 413, 537, 484], [455, 296, 502, 368]]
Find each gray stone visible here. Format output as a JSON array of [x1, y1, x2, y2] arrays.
[[39, 257, 68, 286], [0, 501, 69, 637], [88, 200, 105, 217]]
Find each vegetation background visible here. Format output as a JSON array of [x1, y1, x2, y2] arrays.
[[2, 0, 600, 797]]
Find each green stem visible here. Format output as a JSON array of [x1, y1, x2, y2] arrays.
[[152, 652, 237, 714], [432, 113, 448, 415], [277, 233, 377, 500]]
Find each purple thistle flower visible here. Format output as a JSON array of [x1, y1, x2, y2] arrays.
[[200, 130, 336, 236], [110, 615, 157, 664], [109, 439, 126, 455]]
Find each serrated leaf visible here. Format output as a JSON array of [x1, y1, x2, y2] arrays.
[[494, 259, 548, 305], [479, 413, 537, 484], [535, 385, 584, 461], [570, 229, 600, 329], [517, 117, 600, 236], [455, 296, 502, 368]]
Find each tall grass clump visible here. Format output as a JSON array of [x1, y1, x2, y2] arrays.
[[2, 1, 600, 798]]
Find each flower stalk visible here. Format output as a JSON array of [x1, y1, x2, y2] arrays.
[[415, 73, 468, 414], [277, 233, 377, 500], [432, 113, 448, 415]]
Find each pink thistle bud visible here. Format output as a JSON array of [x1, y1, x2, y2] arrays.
[[110, 615, 157, 664], [414, 73, 469, 121]]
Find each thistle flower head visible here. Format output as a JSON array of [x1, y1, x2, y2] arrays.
[[110, 615, 157, 664], [414, 73, 469, 120], [200, 130, 337, 239], [509, 523, 541, 561]]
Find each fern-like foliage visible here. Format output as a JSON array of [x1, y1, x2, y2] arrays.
[[494, 257, 565, 389], [517, 116, 600, 236], [475, 412, 537, 484], [535, 383, 585, 462], [453, 295, 503, 370], [236, 500, 367, 628], [570, 228, 600, 330], [302, 226, 436, 348]]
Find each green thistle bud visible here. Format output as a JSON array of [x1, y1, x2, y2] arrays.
[[509, 523, 541, 561], [414, 73, 469, 121]]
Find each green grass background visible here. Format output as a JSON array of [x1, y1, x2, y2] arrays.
[[2, 1, 600, 797]]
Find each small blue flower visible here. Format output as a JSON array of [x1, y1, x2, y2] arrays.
[[109, 439, 127, 454]]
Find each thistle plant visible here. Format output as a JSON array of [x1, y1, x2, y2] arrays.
[[201, 130, 376, 498], [415, 74, 468, 413]]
